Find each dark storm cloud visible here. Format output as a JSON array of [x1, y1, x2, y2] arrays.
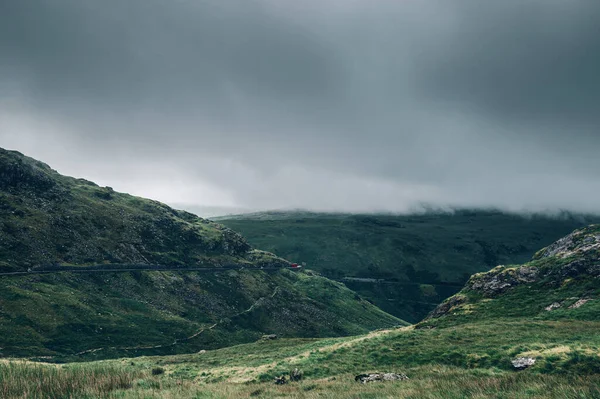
[[1, 0, 599, 213]]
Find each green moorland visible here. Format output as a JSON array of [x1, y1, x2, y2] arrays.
[[0, 148, 404, 359], [3, 225, 599, 398], [216, 210, 600, 322]]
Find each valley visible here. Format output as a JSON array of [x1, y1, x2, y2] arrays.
[[217, 211, 600, 322]]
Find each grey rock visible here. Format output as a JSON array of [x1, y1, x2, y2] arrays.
[[512, 357, 536, 370], [289, 368, 303, 381], [469, 266, 539, 297], [569, 299, 591, 309], [274, 375, 287, 385], [355, 373, 409, 384], [544, 302, 561, 311]]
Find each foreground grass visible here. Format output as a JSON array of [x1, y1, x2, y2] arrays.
[[0, 362, 141, 399], [2, 363, 600, 399], [3, 318, 600, 398]]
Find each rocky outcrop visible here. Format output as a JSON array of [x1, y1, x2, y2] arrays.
[[426, 225, 600, 321], [0, 150, 56, 194], [534, 226, 600, 260], [468, 265, 539, 297]]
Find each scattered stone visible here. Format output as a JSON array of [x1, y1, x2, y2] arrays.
[[569, 299, 591, 309], [545, 302, 561, 311], [262, 334, 278, 340], [355, 373, 409, 384], [511, 357, 536, 370], [289, 368, 303, 381], [274, 375, 287, 385]]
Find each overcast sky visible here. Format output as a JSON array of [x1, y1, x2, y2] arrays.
[[1, 0, 599, 214]]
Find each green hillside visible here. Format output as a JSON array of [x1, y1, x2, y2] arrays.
[[419, 223, 600, 329], [217, 211, 599, 322], [5, 226, 599, 398], [0, 148, 404, 360], [0, 148, 270, 272]]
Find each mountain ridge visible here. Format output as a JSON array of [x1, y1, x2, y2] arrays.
[[0, 148, 405, 360]]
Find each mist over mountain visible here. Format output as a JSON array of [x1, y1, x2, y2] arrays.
[[2, 1, 599, 213]]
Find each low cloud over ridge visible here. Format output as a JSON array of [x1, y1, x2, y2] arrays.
[[1, 0, 599, 213]]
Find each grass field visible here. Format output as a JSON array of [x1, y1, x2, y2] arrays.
[[3, 318, 600, 398]]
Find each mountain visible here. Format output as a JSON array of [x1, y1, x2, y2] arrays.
[[0, 148, 404, 360], [216, 211, 600, 322]]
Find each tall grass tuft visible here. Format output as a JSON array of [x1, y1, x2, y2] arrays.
[[0, 362, 141, 399]]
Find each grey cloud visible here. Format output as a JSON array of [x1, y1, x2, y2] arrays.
[[1, 0, 599, 214]]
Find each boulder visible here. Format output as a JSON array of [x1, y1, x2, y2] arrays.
[[511, 357, 535, 370], [274, 375, 287, 385], [355, 373, 409, 384], [289, 368, 303, 381]]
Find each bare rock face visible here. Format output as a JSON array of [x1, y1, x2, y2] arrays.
[[512, 357, 536, 370], [468, 265, 539, 297], [355, 373, 409, 384], [534, 226, 600, 260]]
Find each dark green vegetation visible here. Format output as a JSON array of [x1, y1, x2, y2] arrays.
[[217, 211, 600, 322], [0, 269, 402, 361], [0, 148, 403, 360]]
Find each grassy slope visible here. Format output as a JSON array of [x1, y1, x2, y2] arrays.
[[0, 269, 403, 361], [217, 211, 599, 322], [419, 224, 600, 329], [0, 148, 404, 359]]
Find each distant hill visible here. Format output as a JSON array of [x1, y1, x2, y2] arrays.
[[0, 148, 404, 360], [216, 211, 600, 322]]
